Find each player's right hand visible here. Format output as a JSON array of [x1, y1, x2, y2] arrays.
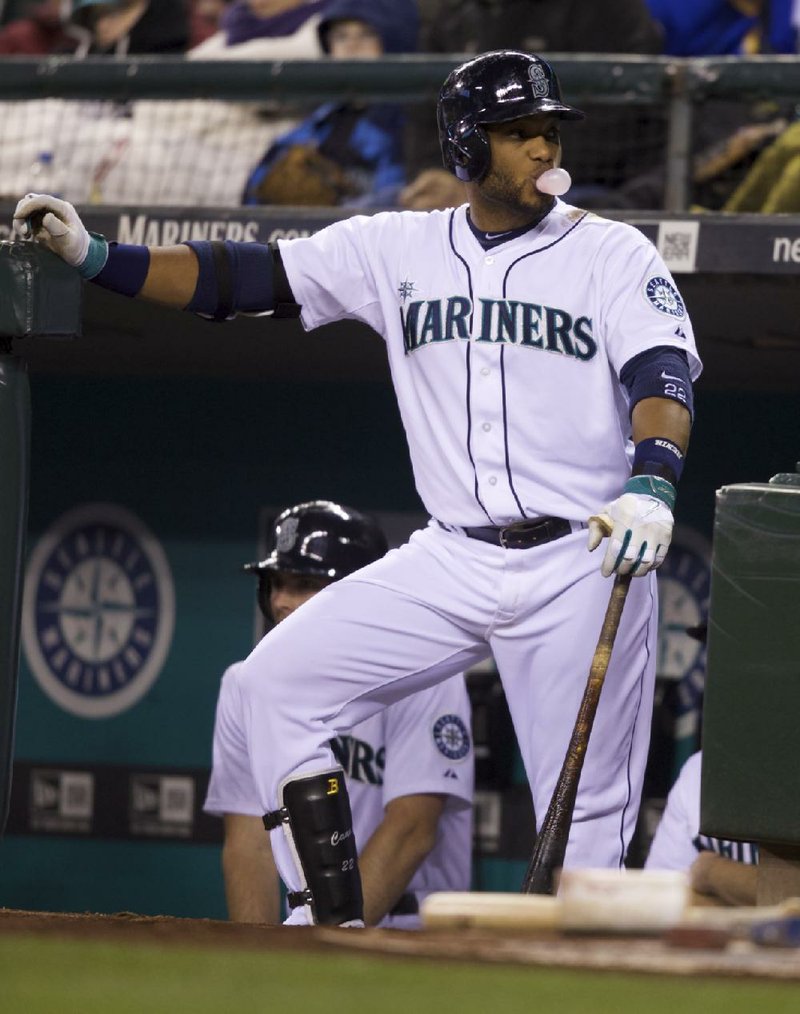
[[13, 193, 91, 268]]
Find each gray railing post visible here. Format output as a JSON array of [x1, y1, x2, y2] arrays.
[[664, 62, 693, 213]]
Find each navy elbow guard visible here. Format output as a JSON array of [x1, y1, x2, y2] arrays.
[[184, 240, 300, 321], [621, 346, 692, 490], [263, 768, 364, 927], [620, 346, 694, 420]]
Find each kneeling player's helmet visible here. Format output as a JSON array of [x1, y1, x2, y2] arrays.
[[437, 50, 584, 184], [244, 500, 388, 614]]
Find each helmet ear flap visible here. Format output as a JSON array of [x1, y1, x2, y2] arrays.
[[447, 122, 491, 183], [256, 574, 272, 623]]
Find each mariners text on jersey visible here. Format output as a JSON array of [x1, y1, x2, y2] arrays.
[[400, 296, 596, 360], [330, 733, 385, 786]]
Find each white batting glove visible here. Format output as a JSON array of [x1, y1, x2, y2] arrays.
[[13, 193, 92, 265], [14, 191, 110, 282], [587, 476, 675, 578]]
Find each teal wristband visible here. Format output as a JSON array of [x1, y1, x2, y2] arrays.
[[623, 474, 676, 511], [78, 232, 109, 279]]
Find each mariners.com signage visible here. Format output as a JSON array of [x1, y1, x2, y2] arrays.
[[1, 203, 799, 273]]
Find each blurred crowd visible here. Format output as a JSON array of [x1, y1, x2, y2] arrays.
[[0, 0, 798, 211]]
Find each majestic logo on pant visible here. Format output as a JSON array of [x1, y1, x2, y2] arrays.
[[400, 297, 596, 361]]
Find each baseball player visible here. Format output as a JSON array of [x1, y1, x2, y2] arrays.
[[645, 751, 758, 906], [15, 49, 701, 927], [205, 500, 474, 927]]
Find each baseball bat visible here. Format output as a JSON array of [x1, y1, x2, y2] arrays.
[[521, 569, 632, 895]]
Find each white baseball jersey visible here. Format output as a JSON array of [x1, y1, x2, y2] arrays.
[[204, 661, 474, 926], [645, 751, 758, 870], [280, 201, 701, 527], [237, 200, 702, 917]]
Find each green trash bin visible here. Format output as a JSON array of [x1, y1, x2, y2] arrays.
[[0, 241, 82, 833], [701, 471, 800, 847], [701, 468, 800, 903]]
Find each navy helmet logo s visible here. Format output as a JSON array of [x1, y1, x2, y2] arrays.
[[645, 276, 686, 319], [433, 714, 471, 761], [276, 516, 299, 553], [528, 63, 549, 99]]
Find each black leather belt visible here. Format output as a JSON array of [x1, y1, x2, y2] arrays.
[[460, 516, 573, 549], [389, 892, 419, 916]]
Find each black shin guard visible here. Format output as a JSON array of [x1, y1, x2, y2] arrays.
[[264, 769, 364, 926]]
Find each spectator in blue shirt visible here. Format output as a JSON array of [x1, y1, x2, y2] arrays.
[[646, 0, 797, 55], [242, 0, 419, 207]]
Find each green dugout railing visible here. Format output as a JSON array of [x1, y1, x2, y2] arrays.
[[0, 54, 798, 210]]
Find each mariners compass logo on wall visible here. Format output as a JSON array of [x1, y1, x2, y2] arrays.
[[22, 503, 175, 719]]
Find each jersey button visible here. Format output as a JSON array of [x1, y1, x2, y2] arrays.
[[488, 476, 498, 486], [480, 367, 490, 377], [485, 256, 494, 265], [482, 422, 491, 432]]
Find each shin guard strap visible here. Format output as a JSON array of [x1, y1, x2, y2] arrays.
[[287, 889, 313, 909], [262, 807, 288, 831]]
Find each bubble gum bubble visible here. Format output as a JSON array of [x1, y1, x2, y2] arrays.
[[536, 168, 571, 196]]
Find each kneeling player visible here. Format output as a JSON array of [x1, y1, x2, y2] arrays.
[[204, 500, 474, 927]]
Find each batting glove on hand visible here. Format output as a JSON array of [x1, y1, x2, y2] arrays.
[[587, 476, 675, 578], [13, 193, 107, 277]]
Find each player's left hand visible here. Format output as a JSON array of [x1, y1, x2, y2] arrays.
[[587, 486, 673, 578]]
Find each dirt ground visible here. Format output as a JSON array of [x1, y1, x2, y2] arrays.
[[2, 908, 800, 981]]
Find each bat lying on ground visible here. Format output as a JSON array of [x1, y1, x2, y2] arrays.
[[421, 872, 800, 938]]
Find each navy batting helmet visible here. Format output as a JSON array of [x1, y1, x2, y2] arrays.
[[245, 500, 388, 583], [438, 50, 584, 184]]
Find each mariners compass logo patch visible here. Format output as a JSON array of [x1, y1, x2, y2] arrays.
[[645, 276, 686, 319], [22, 503, 175, 719], [433, 714, 471, 761]]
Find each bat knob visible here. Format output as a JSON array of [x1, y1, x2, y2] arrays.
[[588, 513, 613, 538]]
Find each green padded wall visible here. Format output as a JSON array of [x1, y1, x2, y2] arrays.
[[0, 352, 29, 832], [701, 475, 800, 845], [0, 244, 80, 833]]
